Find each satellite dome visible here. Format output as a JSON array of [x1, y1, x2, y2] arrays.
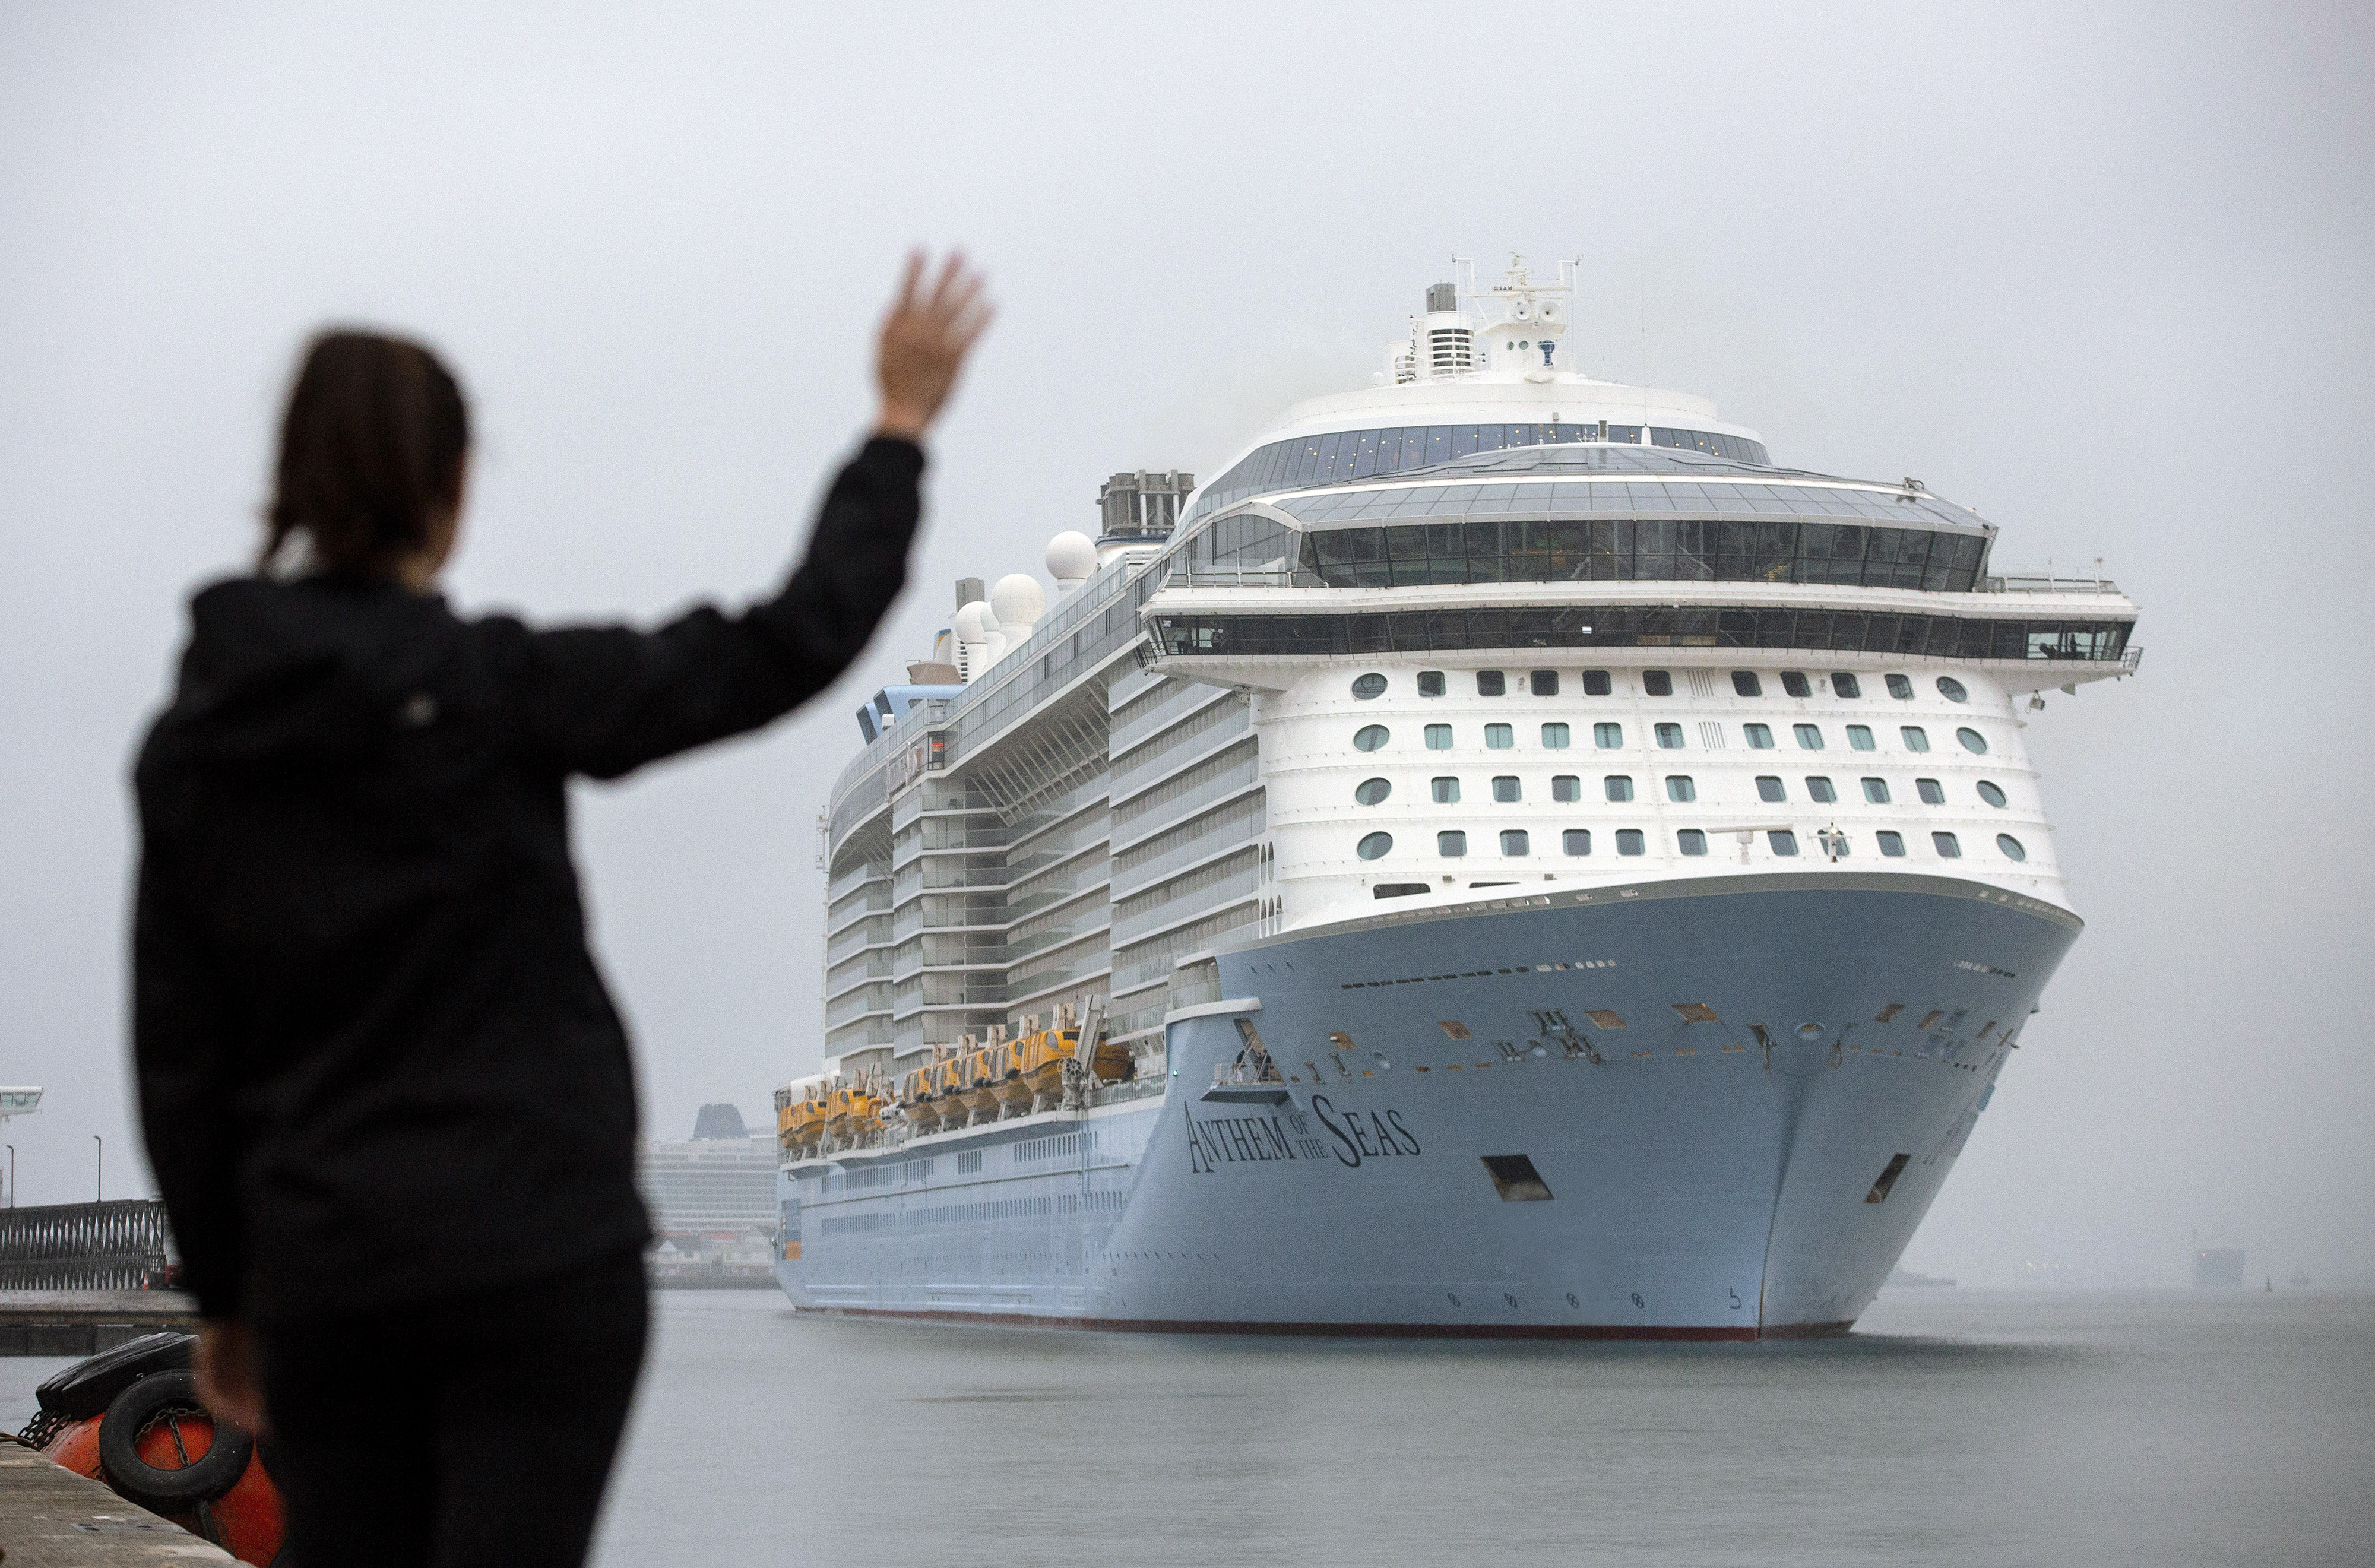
[[1046, 531, 1097, 591], [990, 573, 1045, 635], [951, 600, 993, 642]]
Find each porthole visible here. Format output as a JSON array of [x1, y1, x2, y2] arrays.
[[1781, 671, 1812, 698], [1831, 673, 1861, 699], [1861, 777, 1890, 804], [1644, 670, 1674, 696], [1500, 829, 1531, 857], [1492, 776, 1521, 803], [1731, 671, 1763, 697], [1437, 831, 1468, 857], [1847, 724, 1875, 750], [1562, 829, 1591, 856], [1582, 670, 1612, 696], [1351, 673, 1387, 699], [1744, 723, 1775, 750], [1677, 829, 1708, 856], [1373, 1051, 1392, 1071], [1417, 670, 1446, 698], [1806, 776, 1836, 804], [1484, 723, 1514, 750], [1551, 775, 1580, 803], [1768, 829, 1800, 856], [1956, 727, 1988, 755], [1933, 831, 1962, 858], [1357, 831, 1394, 860], [1354, 724, 1390, 752], [1424, 723, 1452, 750], [1916, 778, 1945, 804], [1655, 723, 1685, 749], [1756, 775, 1785, 803], [1529, 670, 1559, 696], [1937, 676, 1969, 702], [1354, 777, 1392, 806], [1977, 780, 2007, 808], [1594, 722, 1624, 749], [1604, 775, 1635, 802], [1886, 673, 1914, 700], [1665, 775, 1696, 803], [1616, 829, 1646, 856], [1794, 723, 1825, 750], [1541, 722, 1570, 749], [1901, 726, 1931, 752], [1476, 670, 1506, 696], [1430, 777, 1460, 803], [1877, 831, 1906, 857], [1997, 833, 2028, 861]]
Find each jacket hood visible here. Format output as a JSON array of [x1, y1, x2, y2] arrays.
[[144, 576, 459, 772]]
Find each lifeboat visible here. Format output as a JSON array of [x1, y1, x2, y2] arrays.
[[25, 1333, 283, 1567], [957, 1037, 1003, 1125]]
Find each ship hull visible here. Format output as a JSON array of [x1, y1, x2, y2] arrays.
[[780, 873, 2073, 1339]]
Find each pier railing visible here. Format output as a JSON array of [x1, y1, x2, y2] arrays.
[[0, 1200, 177, 1291]]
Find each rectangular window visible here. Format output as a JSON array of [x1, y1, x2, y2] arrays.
[[1476, 670, 1506, 696], [1756, 775, 1785, 802], [1731, 670, 1763, 696], [1655, 722, 1685, 749], [1744, 723, 1775, 749], [1551, 774, 1580, 803], [1933, 831, 1962, 857], [1665, 775, 1696, 802], [1901, 726, 1931, 752], [1832, 673, 1862, 698], [1541, 722, 1570, 749], [1616, 829, 1646, 856], [1500, 829, 1530, 857], [1437, 831, 1468, 857], [1806, 776, 1836, 803], [1847, 724, 1875, 750], [1886, 673, 1914, 700], [1492, 776, 1521, 803], [1485, 723, 1514, 749], [1644, 670, 1674, 696], [1794, 723, 1825, 750], [1877, 831, 1906, 856], [1677, 829, 1708, 856], [1418, 670, 1446, 698], [1781, 671, 1812, 698], [1604, 775, 1634, 802], [1594, 722, 1624, 749], [1769, 829, 1800, 856], [1562, 828, 1592, 856], [1426, 724, 1453, 750], [1480, 1153, 1554, 1202], [1861, 777, 1890, 803], [1917, 778, 1945, 804], [1431, 776, 1461, 803], [1582, 670, 1612, 696], [1530, 670, 1559, 696]]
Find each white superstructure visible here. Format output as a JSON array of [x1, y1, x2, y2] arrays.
[[776, 258, 2138, 1338]]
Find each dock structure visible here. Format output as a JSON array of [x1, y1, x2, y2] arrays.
[[0, 1291, 198, 1356], [0, 1443, 232, 1565]]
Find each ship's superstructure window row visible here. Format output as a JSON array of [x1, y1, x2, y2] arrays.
[[1186, 423, 1774, 523], [1158, 608, 2133, 663]]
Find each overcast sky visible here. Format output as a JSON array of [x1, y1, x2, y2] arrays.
[[2, 2, 2367, 1286]]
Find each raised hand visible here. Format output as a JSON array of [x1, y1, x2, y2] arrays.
[[875, 251, 992, 441]]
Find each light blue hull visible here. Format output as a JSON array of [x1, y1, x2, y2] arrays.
[[779, 873, 2074, 1338]]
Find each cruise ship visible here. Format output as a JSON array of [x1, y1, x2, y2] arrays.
[[773, 258, 2139, 1338]]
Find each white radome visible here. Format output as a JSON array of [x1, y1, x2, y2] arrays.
[[990, 573, 1045, 636], [1046, 531, 1098, 591]]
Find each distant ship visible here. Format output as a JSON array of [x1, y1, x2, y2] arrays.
[[774, 257, 2141, 1339]]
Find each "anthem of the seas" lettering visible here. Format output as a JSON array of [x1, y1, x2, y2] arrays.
[[1183, 1096, 1421, 1173]]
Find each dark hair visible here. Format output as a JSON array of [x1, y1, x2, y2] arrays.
[[262, 330, 470, 577]]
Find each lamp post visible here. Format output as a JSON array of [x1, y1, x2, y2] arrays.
[[94, 1135, 102, 1203]]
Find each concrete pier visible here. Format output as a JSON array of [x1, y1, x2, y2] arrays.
[[0, 1445, 232, 1564], [0, 1291, 198, 1355]]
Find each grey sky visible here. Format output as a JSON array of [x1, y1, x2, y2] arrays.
[[2, 2, 2367, 1286]]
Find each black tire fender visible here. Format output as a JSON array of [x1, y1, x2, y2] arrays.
[[97, 1369, 253, 1512]]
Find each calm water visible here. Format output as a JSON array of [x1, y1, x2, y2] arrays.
[[8, 1290, 2369, 1566]]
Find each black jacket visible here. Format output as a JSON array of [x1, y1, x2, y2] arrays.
[[132, 436, 923, 1325]]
